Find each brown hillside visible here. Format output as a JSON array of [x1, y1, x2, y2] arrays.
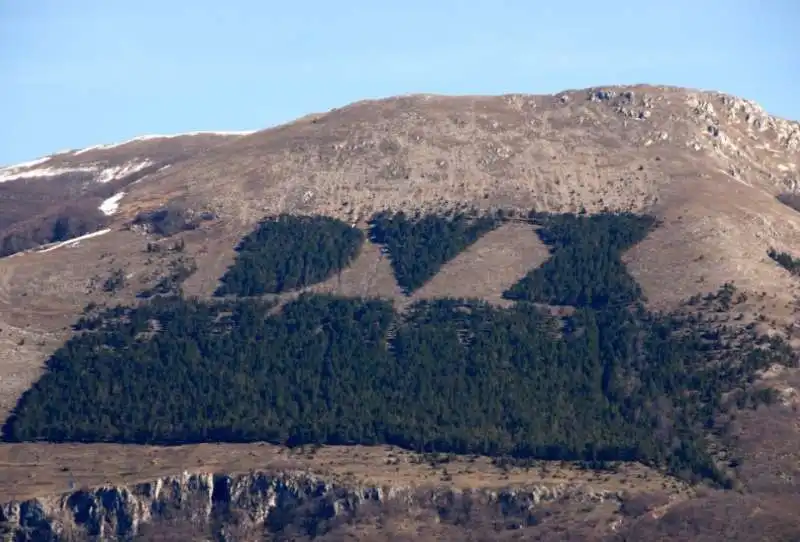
[[1, 84, 800, 539], [1, 82, 799, 423], [0, 82, 798, 415], [0, 132, 250, 257]]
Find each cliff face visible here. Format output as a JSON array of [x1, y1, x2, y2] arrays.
[[0, 470, 625, 541]]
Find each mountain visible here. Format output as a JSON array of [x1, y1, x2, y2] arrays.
[[1, 84, 800, 541], [0, 131, 253, 256]]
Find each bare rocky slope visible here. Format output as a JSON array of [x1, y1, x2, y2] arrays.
[[1, 444, 694, 541], [1, 84, 800, 540], [0, 132, 252, 255]]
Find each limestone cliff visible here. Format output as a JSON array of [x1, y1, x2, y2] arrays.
[[1, 469, 626, 541]]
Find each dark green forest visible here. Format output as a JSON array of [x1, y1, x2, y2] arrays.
[[214, 215, 364, 296], [368, 210, 501, 293], [4, 212, 794, 487], [504, 212, 655, 307]]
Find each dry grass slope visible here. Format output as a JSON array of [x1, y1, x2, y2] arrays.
[[0, 85, 799, 539], [0, 442, 689, 503]]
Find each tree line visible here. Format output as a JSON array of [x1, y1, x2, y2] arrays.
[[368, 210, 501, 293], [5, 212, 794, 487], [214, 215, 365, 296]]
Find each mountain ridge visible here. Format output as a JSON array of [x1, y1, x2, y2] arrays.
[[2, 83, 800, 540], [2, 82, 798, 422], [0, 131, 256, 171]]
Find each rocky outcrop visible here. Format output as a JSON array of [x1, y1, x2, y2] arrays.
[[0, 470, 624, 541]]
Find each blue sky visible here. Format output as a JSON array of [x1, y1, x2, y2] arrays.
[[2, 1, 798, 165]]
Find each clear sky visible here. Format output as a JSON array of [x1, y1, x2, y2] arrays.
[[2, 1, 798, 166]]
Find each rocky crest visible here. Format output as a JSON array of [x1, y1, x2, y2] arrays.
[[1, 470, 626, 540]]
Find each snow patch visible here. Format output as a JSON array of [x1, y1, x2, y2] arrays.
[[0, 156, 52, 171], [36, 229, 112, 253], [132, 164, 170, 186], [0, 159, 154, 184], [95, 160, 153, 183], [71, 130, 255, 155], [99, 192, 125, 215], [132, 130, 255, 140], [70, 144, 107, 156], [0, 165, 97, 183]]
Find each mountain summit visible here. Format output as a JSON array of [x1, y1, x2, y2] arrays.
[[1, 84, 800, 540]]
